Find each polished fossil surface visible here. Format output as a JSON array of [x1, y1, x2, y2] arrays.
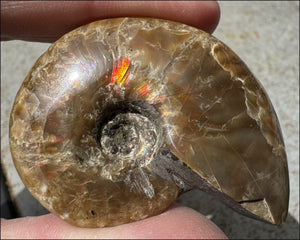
[[9, 18, 289, 227]]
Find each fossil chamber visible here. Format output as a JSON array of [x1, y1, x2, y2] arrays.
[[9, 17, 289, 227]]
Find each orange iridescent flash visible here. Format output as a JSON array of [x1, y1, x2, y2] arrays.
[[110, 57, 130, 86], [110, 57, 152, 99], [137, 82, 149, 98]]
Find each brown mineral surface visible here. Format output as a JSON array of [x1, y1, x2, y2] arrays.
[[9, 18, 289, 227]]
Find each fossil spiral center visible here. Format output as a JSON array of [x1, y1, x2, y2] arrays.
[[101, 118, 138, 156], [98, 102, 163, 176], [101, 113, 154, 159]]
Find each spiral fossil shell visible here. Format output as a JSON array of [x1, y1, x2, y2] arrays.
[[9, 18, 289, 227]]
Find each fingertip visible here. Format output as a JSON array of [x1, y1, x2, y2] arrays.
[[197, 1, 221, 33], [1, 205, 227, 239], [114, 204, 228, 239], [169, 1, 221, 33]]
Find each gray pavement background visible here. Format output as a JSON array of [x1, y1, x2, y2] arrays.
[[1, 1, 299, 239]]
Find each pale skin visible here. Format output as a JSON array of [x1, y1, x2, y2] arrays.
[[1, 1, 227, 239]]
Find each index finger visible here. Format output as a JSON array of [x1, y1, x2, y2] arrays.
[[1, 1, 220, 42]]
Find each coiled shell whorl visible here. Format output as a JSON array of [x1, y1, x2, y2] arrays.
[[9, 18, 289, 227]]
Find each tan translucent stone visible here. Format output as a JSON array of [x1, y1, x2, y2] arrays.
[[10, 18, 289, 227]]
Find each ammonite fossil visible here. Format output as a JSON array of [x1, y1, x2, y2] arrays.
[[9, 18, 289, 228]]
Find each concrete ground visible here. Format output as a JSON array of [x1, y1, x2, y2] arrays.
[[1, 1, 299, 239]]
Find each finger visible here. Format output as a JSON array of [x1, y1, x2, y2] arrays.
[[1, 1, 220, 42], [1, 204, 227, 239]]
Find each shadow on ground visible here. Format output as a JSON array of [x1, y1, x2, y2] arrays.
[[11, 187, 49, 217]]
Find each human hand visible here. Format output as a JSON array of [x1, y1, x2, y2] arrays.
[[1, 1, 227, 239], [1, 204, 227, 239], [1, 1, 220, 42]]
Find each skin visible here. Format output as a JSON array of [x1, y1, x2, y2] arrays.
[[1, 1, 220, 42], [1, 204, 227, 239], [1, 1, 227, 239]]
